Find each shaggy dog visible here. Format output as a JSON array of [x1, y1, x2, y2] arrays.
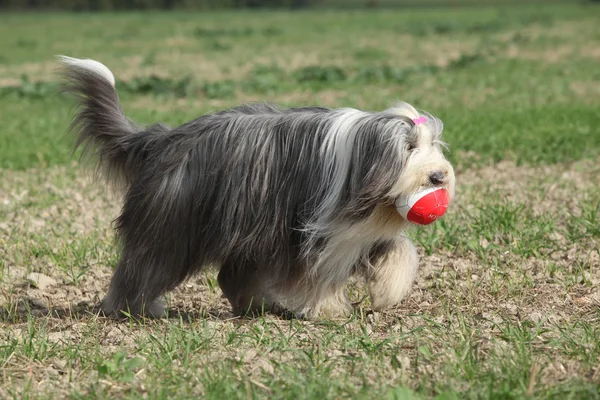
[[59, 56, 455, 319]]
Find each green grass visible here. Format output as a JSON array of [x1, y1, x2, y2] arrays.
[[1, 3, 600, 399], [0, 4, 599, 169]]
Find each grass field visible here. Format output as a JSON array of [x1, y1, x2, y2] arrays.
[[1, 3, 600, 399]]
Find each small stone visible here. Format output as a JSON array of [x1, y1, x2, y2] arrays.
[[26, 272, 57, 290], [327, 350, 344, 357], [53, 359, 68, 371], [30, 218, 46, 228], [482, 311, 503, 324], [565, 294, 572, 303], [529, 312, 543, 323], [240, 349, 257, 362], [257, 358, 274, 375], [504, 304, 518, 315]]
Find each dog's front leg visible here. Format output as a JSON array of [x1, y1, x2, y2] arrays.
[[311, 286, 352, 319], [368, 236, 419, 311]]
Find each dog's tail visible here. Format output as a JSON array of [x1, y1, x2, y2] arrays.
[[58, 56, 146, 188]]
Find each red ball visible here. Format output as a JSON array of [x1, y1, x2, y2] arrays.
[[396, 188, 450, 225]]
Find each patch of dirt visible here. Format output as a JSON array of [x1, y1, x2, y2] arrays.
[[454, 158, 600, 216], [570, 81, 600, 98], [505, 44, 575, 63], [501, 20, 594, 44], [0, 61, 57, 82], [496, 19, 599, 65], [0, 78, 22, 87]]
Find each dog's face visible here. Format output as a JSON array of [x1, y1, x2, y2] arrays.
[[340, 104, 455, 235], [391, 122, 455, 201]]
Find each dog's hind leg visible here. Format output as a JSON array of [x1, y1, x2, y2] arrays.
[[101, 270, 165, 318], [217, 261, 282, 317], [101, 247, 176, 318], [367, 236, 419, 311]]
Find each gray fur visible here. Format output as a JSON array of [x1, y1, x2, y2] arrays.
[[59, 57, 450, 318]]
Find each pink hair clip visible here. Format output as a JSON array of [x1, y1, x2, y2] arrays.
[[413, 116, 427, 125]]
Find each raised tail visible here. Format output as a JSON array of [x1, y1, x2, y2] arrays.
[[59, 56, 142, 187]]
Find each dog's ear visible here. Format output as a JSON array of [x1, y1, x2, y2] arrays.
[[338, 117, 411, 220]]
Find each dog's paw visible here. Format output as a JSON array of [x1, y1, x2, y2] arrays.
[[369, 291, 403, 312], [301, 299, 353, 320], [233, 299, 290, 319], [100, 298, 166, 319], [145, 299, 166, 318]]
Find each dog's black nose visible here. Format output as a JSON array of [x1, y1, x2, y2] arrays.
[[428, 170, 446, 185]]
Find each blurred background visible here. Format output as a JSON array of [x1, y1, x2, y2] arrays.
[[0, 0, 586, 11], [1, 0, 598, 170]]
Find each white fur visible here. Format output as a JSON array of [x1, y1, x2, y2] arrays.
[[385, 102, 421, 120], [368, 236, 419, 310], [285, 204, 411, 317], [57, 56, 116, 87], [311, 108, 368, 233]]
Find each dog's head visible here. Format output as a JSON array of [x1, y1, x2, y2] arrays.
[[312, 101, 455, 237], [385, 102, 455, 202]]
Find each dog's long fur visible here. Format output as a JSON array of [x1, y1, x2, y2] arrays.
[[59, 56, 455, 319]]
